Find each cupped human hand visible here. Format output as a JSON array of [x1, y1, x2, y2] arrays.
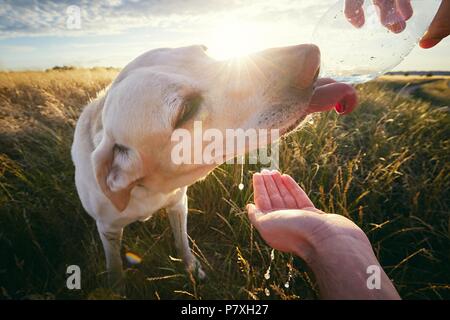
[[246, 170, 368, 263]]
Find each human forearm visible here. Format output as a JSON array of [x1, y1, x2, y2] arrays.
[[300, 234, 400, 300]]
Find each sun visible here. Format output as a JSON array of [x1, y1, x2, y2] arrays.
[[206, 20, 265, 60]]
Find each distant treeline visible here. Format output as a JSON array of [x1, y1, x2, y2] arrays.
[[387, 71, 450, 77], [46, 66, 118, 72], [31, 66, 450, 76]]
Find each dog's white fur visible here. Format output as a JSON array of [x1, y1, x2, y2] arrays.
[[71, 44, 320, 287]]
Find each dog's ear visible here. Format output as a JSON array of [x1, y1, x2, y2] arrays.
[[92, 134, 143, 212]]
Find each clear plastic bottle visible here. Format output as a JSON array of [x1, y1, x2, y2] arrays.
[[312, 0, 441, 84]]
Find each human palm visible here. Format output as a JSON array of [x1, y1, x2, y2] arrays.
[[247, 170, 368, 262]]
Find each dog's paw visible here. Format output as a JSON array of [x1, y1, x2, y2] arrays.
[[186, 257, 206, 281], [193, 265, 206, 281]]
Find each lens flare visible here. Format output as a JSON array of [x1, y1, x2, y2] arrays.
[[125, 252, 142, 265]]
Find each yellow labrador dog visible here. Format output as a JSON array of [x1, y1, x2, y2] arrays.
[[71, 44, 357, 288]]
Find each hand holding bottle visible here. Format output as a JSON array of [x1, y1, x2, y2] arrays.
[[344, 0, 450, 48]]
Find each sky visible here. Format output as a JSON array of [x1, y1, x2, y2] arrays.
[[0, 0, 448, 71]]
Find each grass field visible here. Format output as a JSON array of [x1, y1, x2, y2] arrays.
[[0, 69, 449, 300]]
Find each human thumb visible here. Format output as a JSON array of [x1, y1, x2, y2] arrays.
[[419, 0, 450, 49], [246, 204, 263, 225]]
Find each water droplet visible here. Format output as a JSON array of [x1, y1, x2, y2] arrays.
[[264, 266, 271, 280], [238, 157, 244, 191], [284, 261, 293, 290]]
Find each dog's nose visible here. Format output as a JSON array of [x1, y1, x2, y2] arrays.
[[258, 44, 321, 90], [294, 44, 321, 89]]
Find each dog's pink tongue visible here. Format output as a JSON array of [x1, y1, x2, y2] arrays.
[[309, 82, 358, 115]]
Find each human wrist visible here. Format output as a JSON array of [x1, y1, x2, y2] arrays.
[[299, 227, 398, 299], [300, 220, 375, 272]]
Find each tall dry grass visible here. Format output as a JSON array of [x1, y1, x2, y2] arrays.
[[0, 70, 449, 299]]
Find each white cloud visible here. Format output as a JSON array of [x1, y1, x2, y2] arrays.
[[0, 0, 332, 38]]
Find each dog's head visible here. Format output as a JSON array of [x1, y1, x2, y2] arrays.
[[92, 45, 357, 211]]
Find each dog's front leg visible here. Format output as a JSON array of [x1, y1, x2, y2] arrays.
[[167, 189, 206, 280], [97, 222, 124, 291]]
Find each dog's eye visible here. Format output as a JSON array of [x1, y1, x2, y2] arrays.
[[173, 93, 203, 128]]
